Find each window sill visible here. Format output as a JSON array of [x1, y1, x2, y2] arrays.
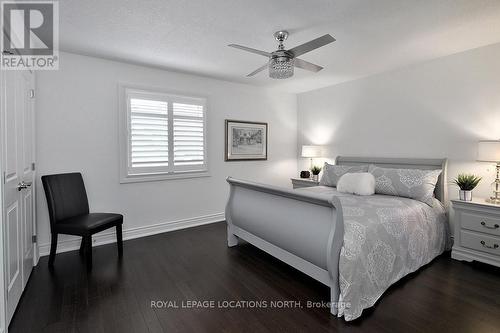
[[120, 170, 210, 184]]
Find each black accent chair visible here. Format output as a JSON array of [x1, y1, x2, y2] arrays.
[[41, 172, 123, 271]]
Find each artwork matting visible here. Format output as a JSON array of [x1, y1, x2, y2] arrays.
[[225, 120, 268, 161]]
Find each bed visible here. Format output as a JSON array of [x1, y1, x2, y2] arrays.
[[225, 156, 451, 321]]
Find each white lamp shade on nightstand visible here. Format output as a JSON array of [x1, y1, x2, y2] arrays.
[[477, 140, 500, 162], [301, 145, 323, 158]]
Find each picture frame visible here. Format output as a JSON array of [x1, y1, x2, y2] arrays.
[[225, 120, 268, 161]]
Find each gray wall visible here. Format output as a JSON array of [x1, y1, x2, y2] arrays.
[[297, 42, 500, 202]]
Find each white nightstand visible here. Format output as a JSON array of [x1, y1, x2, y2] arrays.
[[451, 198, 500, 267], [291, 177, 319, 189]]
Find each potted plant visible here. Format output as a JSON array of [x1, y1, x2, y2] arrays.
[[452, 174, 482, 201], [311, 166, 322, 182]]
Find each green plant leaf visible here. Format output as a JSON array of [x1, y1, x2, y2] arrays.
[[311, 166, 322, 175], [452, 173, 482, 191]]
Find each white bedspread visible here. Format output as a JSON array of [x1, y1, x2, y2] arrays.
[[298, 186, 451, 321]]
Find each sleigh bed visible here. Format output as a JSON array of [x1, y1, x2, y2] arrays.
[[225, 156, 450, 321]]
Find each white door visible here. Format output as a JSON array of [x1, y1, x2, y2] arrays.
[[20, 70, 35, 290], [1, 69, 35, 325]]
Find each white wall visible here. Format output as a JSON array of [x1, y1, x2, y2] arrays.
[[298, 42, 500, 204], [36, 43, 500, 253], [36, 52, 297, 254]]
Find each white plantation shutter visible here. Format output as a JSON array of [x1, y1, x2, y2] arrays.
[[173, 102, 205, 168], [129, 98, 169, 169], [123, 88, 207, 181]]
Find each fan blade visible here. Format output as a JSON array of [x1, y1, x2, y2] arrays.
[[294, 58, 323, 72], [228, 44, 271, 57], [246, 63, 268, 77], [288, 34, 335, 57]]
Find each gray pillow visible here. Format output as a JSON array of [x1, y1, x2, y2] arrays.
[[368, 164, 442, 205], [320, 163, 369, 187]]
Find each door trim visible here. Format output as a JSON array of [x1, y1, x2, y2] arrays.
[[0, 59, 8, 333]]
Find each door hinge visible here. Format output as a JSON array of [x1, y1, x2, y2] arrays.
[[32, 235, 37, 243], [31, 162, 35, 171], [29, 89, 35, 99]]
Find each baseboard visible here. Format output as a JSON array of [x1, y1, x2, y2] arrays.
[[38, 212, 225, 257]]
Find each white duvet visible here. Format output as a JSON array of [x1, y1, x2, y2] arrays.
[[299, 186, 451, 321]]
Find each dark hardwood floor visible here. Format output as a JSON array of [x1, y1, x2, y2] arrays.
[[9, 222, 500, 333]]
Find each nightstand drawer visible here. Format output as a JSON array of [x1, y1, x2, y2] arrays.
[[462, 212, 500, 236], [291, 178, 319, 189], [460, 230, 500, 256]]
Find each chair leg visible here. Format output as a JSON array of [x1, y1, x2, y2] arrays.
[[79, 237, 86, 256], [85, 235, 92, 271], [48, 233, 58, 267], [116, 225, 123, 258]]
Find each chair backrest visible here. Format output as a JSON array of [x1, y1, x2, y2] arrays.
[[41, 173, 89, 226]]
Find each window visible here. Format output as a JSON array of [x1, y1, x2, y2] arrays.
[[119, 86, 208, 182]]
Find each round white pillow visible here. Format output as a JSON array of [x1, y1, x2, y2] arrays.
[[337, 172, 375, 196]]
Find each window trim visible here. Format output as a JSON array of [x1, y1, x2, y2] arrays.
[[118, 83, 209, 183]]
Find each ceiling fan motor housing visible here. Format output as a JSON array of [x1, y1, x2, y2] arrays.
[[273, 31, 289, 50]]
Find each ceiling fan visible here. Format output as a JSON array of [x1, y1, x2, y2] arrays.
[[228, 31, 335, 79]]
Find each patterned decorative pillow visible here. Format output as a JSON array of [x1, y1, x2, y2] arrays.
[[319, 163, 369, 187], [368, 165, 442, 205]]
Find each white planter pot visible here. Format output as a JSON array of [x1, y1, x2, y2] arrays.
[[312, 174, 319, 181], [459, 190, 473, 201]]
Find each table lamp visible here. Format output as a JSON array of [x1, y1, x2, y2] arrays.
[[477, 140, 500, 204], [301, 145, 323, 170]]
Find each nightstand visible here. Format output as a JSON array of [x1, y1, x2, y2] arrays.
[[291, 178, 319, 189], [451, 198, 500, 267]]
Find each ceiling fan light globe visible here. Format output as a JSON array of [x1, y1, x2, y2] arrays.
[[269, 56, 294, 79]]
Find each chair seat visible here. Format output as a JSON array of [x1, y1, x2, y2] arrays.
[[54, 213, 123, 236]]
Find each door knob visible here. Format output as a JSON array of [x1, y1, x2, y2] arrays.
[[17, 181, 32, 191]]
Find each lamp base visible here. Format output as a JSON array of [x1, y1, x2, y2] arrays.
[[487, 163, 500, 205], [486, 197, 500, 205]]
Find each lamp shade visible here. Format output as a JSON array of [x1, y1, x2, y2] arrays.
[[477, 140, 500, 162], [301, 145, 323, 158]]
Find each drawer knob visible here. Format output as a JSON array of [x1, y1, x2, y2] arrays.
[[480, 240, 499, 249], [480, 221, 499, 229]]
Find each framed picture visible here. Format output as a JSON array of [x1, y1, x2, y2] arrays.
[[225, 120, 268, 161]]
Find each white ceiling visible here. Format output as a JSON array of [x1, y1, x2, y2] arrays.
[[59, 0, 500, 93]]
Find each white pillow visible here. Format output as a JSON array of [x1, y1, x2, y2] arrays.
[[337, 173, 375, 196]]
